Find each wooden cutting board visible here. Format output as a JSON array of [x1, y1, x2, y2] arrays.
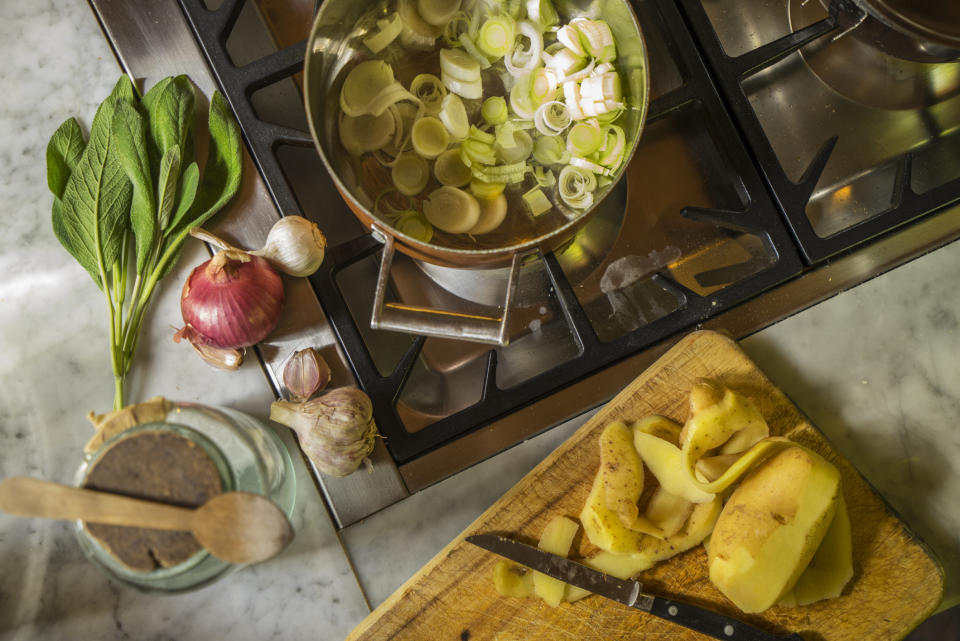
[[348, 330, 944, 641]]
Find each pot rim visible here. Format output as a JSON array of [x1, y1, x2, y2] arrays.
[[302, 0, 650, 262], [858, 0, 960, 51]]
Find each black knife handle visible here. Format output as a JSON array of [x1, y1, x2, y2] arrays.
[[647, 595, 805, 641]]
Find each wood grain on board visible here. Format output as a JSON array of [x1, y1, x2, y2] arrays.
[[348, 330, 944, 641]]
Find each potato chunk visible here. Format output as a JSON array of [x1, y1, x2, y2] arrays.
[[533, 516, 580, 607], [708, 446, 841, 613], [493, 560, 535, 597]]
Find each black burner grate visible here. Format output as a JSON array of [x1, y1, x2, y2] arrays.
[[177, 0, 803, 464], [678, 0, 960, 264]]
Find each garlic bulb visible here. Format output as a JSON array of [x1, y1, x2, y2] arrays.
[[189, 216, 327, 278], [270, 387, 378, 477], [252, 216, 327, 277]]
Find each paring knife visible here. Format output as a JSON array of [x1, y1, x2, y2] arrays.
[[466, 534, 804, 641]]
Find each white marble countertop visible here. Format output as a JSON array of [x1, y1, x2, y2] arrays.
[[1, 2, 957, 640]]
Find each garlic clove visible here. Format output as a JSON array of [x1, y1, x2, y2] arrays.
[[251, 216, 327, 278], [282, 347, 331, 401], [174, 324, 245, 371]]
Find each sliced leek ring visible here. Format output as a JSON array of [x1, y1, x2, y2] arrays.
[[339, 60, 396, 117], [477, 15, 517, 60], [469, 178, 506, 200], [411, 116, 450, 159], [338, 110, 396, 156], [442, 72, 483, 100], [533, 100, 571, 136], [417, 0, 462, 28], [438, 93, 469, 139], [434, 148, 472, 187], [504, 21, 544, 77], [558, 164, 597, 209], [495, 129, 533, 164], [363, 13, 403, 53], [423, 186, 481, 233], [394, 210, 434, 243], [532, 134, 569, 165], [481, 96, 508, 126], [392, 153, 431, 195], [566, 120, 604, 157], [410, 74, 448, 116], [468, 193, 508, 234], [439, 48, 481, 83]]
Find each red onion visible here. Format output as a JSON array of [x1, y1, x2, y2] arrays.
[[179, 249, 284, 349]]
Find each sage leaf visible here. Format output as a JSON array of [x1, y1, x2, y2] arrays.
[[46, 118, 85, 199], [46, 74, 246, 412], [111, 99, 157, 275], [187, 91, 243, 228], [158, 91, 242, 278], [156, 145, 182, 232], [54, 98, 133, 289], [90, 76, 137, 140], [142, 75, 195, 178], [167, 159, 200, 233]]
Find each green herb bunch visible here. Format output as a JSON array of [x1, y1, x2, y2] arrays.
[[45, 75, 243, 410]]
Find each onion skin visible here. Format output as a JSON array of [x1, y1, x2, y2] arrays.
[[180, 249, 285, 349]]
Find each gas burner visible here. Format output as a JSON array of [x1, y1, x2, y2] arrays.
[[790, 0, 960, 110]]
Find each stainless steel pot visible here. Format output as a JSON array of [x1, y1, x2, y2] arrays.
[[303, 0, 649, 344], [856, 0, 960, 58]]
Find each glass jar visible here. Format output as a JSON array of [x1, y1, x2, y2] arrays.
[[74, 402, 297, 593]]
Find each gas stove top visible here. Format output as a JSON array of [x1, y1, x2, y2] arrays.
[[89, 0, 960, 528]]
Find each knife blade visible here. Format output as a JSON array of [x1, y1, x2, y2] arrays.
[[467, 534, 804, 641]]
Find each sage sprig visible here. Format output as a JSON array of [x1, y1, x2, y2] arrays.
[[46, 75, 243, 410]]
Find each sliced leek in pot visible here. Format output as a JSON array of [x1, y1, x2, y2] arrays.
[[303, 0, 649, 343]]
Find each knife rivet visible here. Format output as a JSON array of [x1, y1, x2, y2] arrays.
[[667, 605, 678, 616], [724, 625, 735, 636]]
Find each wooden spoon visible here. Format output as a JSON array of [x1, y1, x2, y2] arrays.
[[0, 476, 294, 565]]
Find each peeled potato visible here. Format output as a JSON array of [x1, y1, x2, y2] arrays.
[[708, 446, 842, 613]]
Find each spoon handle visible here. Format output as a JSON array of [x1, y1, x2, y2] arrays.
[[0, 476, 195, 532]]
